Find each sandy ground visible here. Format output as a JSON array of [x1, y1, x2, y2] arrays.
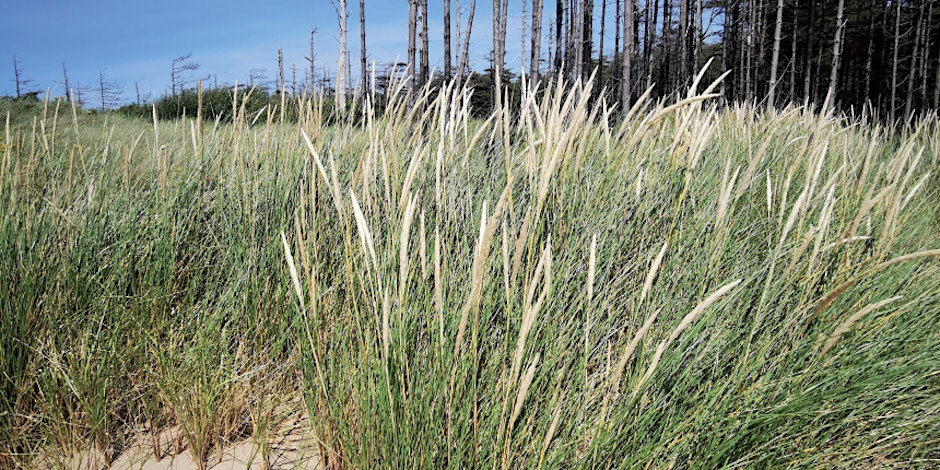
[[39, 412, 321, 470]]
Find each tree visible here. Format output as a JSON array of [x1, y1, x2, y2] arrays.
[[531, 0, 544, 85], [171, 54, 199, 95], [622, 0, 635, 108], [522, 0, 528, 72], [458, 0, 477, 83], [722, 0, 739, 101], [905, 0, 925, 117], [408, 0, 418, 90], [646, 0, 658, 89], [360, 0, 368, 94], [250, 68, 268, 89], [308, 27, 317, 93], [493, 0, 507, 76], [12, 56, 35, 98], [445, 0, 453, 80], [420, 0, 430, 86], [278, 48, 285, 94], [599, 0, 607, 87], [582, 0, 593, 83], [555, 0, 564, 75], [334, 0, 348, 112], [661, 0, 673, 93], [680, 0, 690, 87], [803, 0, 816, 102], [571, 0, 582, 80], [768, 0, 784, 108], [827, 0, 847, 109], [693, 0, 702, 74], [97, 69, 123, 111], [62, 63, 72, 103], [890, 0, 901, 121]]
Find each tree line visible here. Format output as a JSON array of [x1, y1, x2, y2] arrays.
[[355, 0, 940, 120], [10, 0, 940, 120]]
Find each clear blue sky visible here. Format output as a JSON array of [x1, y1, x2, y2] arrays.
[[1, 0, 531, 106]]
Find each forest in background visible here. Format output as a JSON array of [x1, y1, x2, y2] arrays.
[[7, 0, 940, 121]]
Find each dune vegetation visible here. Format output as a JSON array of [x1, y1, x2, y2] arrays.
[[2, 70, 939, 469]]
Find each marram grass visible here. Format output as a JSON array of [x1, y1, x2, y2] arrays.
[[1, 75, 939, 469]]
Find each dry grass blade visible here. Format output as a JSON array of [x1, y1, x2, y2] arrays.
[[510, 353, 541, 427], [537, 399, 564, 469], [637, 279, 742, 390], [349, 189, 379, 274], [280, 231, 305, 311], [608, 308, 661, 391], [639, 242, 668, 312], [813, 249, 940, 316], [821, 296, 903, 357]]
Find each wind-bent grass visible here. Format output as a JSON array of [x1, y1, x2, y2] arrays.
[[1, 73, 939, 469]]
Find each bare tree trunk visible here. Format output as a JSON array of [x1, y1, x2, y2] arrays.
[[598, 0, 606, 86], [493, 0, 501, 77], [309, 27, 317, 93], [745, 0, 755, 101], [863, 0, 877, 106], [827, 0, 846, 109], [891, 0, 901, 121], [458, 0, 477, 83], [532, 0, 544, 84], [571, 0, 581, 80], [13, 56, 23, 97], [768, 0, 784, 108], [421, 0, 430, 86], [790, 0, 799, 102], [522, 0, 528, 73], [623, 0, 635, 108], [647, 0, 659, 89], [921, 0, 933, 104], [548, 18, 555, 71], [556, 0, 564, 76], [693, 0, 702, 74], [408, 0, 418, 90], [360, 0, 368, 93], [583, 0, 594, 83], [456, 0, 462, 76], [335, 0, 348, 112], [721, 0, 738, 101], [803, 0, 816, 102], [934, 19, 940, 108], [445, 0, 452, 80], [661, 0, 672, 93], [615, 0, 622, 84], [680, 0, 689, 88], [62, 63, 71, 103], [905, 0, 924, 118], [278, 48, 285, 93], [502, 0, 509, 70]]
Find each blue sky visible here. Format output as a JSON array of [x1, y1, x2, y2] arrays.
[[1, 0, 524, 105]]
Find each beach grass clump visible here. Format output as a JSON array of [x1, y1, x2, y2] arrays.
[[1, 74, 939, 469]]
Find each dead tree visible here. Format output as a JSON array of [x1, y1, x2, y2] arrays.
[[457, 0, 477, 84], [420, 0, 430, 86], [445, 0, 453, 80], [97, 69, 123, 111], [13, 56, 35, 98], [768, 0, 784, 108], [531, 0, 544, 85], [171, 54, 199, 95], [360, 0, 368, 94], [334, 0, 348, 112]]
